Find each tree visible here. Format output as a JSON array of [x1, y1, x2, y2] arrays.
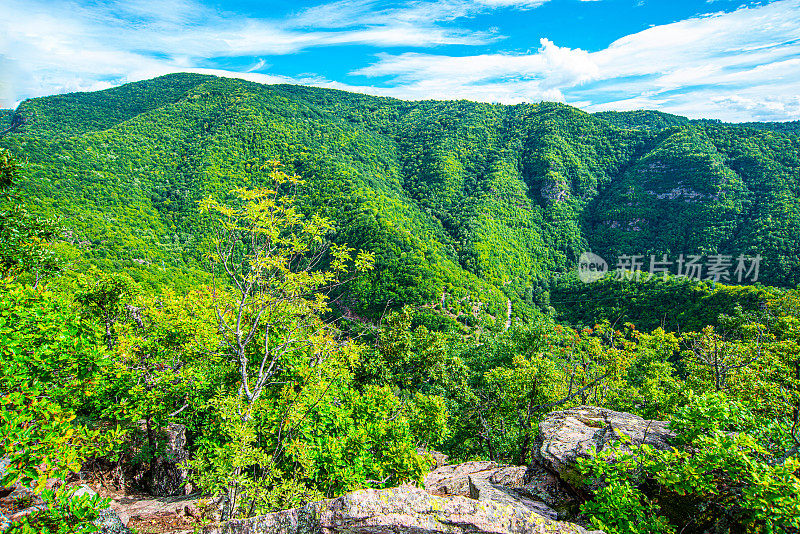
[[76, 272, 138, 350], [1, 149, 18, 189], [682, 324, 766, 393], [192, 164, 396, 518], [199, 163, 375, 413]]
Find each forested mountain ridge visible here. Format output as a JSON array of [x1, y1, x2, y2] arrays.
[[3, 73, 799, 321]]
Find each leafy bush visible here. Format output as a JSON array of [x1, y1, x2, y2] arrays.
[[6, 487, 111, 534]]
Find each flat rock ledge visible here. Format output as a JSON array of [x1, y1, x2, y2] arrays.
[[468, 476, 558, 521], [201, 486, 602, 534]]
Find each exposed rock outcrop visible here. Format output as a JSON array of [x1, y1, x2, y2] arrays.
[[147, 423, 192, 496], [201, 486, 601, 534], [536, 406, 673, 487], [520, 463, 575, 516], [487, 466, 527, 489], [424, 461, 530, 499], [425, 460, 560, 521], [109, 493, 201, 527], [94, 508, 131, 534]]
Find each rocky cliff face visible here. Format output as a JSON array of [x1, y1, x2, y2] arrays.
[[201, 486, 601, 534], [10, 406, 679, 534]]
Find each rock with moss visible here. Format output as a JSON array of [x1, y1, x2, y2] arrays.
[[535, 406, 673, 488], [130, 423, 192, 497]]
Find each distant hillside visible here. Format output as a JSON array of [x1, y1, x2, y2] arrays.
[[2, 73, 799, 322], [735, 120, 800, 137], [594, 110, 800, 138], [0, 109, 14, 132], [593, 110, 691, 131], [12, 74, 210, 138]]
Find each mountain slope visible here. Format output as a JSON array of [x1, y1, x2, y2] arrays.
[[2, 73, 799, 320]]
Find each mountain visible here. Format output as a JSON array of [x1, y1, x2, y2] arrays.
[[2, 73, 799, 322]]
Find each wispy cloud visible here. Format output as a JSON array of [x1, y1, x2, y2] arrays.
[[291, 0, 549, 28], [0, 0, 514, 106], [579, 0, 800, 120], [353, 37, 598, 102]]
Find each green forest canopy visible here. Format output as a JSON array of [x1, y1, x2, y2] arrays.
[[2, 73, 799, 324]]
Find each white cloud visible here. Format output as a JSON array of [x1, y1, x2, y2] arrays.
[[580, 0, 800, 120], [352, 0, 800, 121], [351, 37, 597, 103], [291, 0, 548, 29], [353, 37, 598, 86]]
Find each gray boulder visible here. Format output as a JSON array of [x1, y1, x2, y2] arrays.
[[201, 485, 602, 534], [147, 423, 191, 496], [108, 493, 201, 526], [519, 463, 575, 515], [536, 406, 673, 487], [426, 461, 559, 521], [488, 466, 527, 488], [94, 508, 131, 534]]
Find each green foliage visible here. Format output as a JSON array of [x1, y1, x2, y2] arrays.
[[186, 180, 426, 518], [1, 390, 93, 489], [580, 481, 674, 534], [287, 384, 431, 496], [1, 148, 18, 188], [577, 435, 674, 534], [551, 274, 778, 333], [449, 320, 686, 463], [75, 272, 138, 349], [0, 384, 121, 534], [0, 280, 109, 412], [6, 487, 110, 534], [355, 306, 467, 392], [406, 391, 450, 449], [188, 394, 322, 520]]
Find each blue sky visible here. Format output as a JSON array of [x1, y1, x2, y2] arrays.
[[1, 0, 799, 121]]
